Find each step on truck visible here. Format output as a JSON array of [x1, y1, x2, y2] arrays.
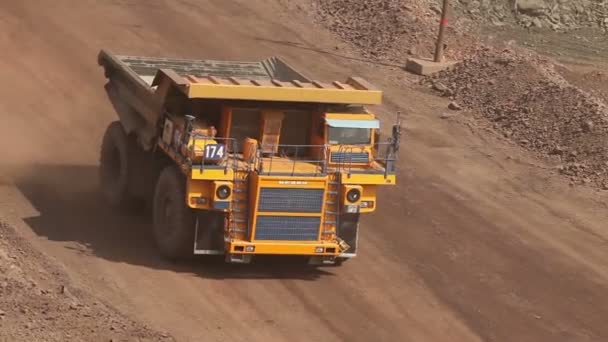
[[97, 50, 401, 265]]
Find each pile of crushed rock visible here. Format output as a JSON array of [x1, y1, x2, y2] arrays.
[[426, 48, 608, 189], [310, 0, 476, 62]]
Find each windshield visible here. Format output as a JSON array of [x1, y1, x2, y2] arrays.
[[328, 127, 371, 145]]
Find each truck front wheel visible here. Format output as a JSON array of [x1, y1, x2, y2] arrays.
[[152, 165, 195, 260]]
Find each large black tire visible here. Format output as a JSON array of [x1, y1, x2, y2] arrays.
[[152, 165, 196, 260], [99, 121, 141, 209]]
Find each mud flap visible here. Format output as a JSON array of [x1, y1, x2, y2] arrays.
[[337, 213, 360, 258], [193, 211, 225, 255]]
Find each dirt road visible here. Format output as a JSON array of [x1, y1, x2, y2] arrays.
[[1, 1, 608, 341]]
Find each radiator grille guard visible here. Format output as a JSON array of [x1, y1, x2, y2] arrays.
[[330, 151, 370, 164], [254, 216, 321, 241], [258, 188, 324, 213]]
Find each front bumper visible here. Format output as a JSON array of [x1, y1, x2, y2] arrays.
[[228, 240, 342, 256]]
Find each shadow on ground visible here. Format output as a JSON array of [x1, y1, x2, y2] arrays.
[[13, 163, 334, 281]]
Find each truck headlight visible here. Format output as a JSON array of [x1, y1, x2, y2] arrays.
[[216, 185, 231, 200], [346, 188, 361, 203]]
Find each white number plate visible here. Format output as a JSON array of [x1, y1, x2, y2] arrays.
[[203, 144, 226, 160]]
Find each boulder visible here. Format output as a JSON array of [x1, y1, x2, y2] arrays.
[[516, 0, 547, 16]]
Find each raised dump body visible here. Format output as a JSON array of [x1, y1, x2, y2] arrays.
[[115, 55, 311, 84], [98, 49, 400, 265]]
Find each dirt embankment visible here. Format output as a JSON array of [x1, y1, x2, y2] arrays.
[[426, 48, 608, 189], [0, 221, 173, 342]]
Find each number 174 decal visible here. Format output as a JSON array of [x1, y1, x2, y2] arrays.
[[204, 143, 226, 160]]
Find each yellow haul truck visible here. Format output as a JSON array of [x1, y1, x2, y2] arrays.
[[97, 50, 401, 265]]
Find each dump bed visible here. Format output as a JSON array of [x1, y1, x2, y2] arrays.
[[98, 50, 382, 148], [99, 49, 381, 103], [109, 54, 311, 86]]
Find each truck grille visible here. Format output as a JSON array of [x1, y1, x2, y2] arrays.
[[258, 188, 324, 213], [330, 152, 369, 164], [254, 216, 321, 241]]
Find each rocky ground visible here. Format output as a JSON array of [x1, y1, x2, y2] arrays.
[[425, 48, 608, 189], [558, 64, 608, 104], [0, 221, 173, 342], [307, 0, 477, 62], [456, 0, 608, 31], [307, 0, 608, 63]]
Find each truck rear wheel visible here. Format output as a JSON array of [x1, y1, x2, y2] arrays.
[[152, 165, 195, 260], [99, 121, 140, 209]]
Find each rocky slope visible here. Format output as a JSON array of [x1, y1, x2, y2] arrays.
[[426, 48, 608, 189], [0, 221, 174, 342], [309, 0, 477, 62], [307, 0, 607, 64], [456, 0, 608, 31]]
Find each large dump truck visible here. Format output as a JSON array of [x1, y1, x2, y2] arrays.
[[97, 50, 401, 265]]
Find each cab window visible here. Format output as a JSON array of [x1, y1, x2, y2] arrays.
[[328, 127, 371, 145], [229, 108, 261, 152]]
